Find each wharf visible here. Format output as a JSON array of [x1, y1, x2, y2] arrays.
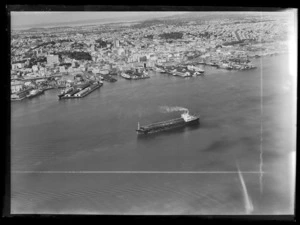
[[59, 82, 103, 99]]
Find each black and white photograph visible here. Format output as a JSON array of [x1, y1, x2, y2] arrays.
[[8, 7, 297, 216]]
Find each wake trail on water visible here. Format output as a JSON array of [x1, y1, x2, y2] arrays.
[[236, 162, 254, 214]]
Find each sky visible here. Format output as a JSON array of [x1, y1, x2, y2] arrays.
[[11, 12, 187, 29]]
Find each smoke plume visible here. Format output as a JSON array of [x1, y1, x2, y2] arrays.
[[159, 106, 189, 114]]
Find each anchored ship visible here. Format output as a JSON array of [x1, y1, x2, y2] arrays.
[[121, 71, 150, 80], [136, 111, 199, 135]]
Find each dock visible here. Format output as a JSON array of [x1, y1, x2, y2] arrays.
[[59, 82, 103, 99]]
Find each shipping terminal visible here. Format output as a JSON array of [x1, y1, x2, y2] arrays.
[[136, 111, 200, 135]]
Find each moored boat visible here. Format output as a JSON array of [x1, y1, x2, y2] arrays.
[[26, 89, 45, 98]]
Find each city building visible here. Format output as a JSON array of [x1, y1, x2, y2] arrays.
[[11, 82, 23, 93], [47, 55, 60, 65], [114, 39, 120, 48]]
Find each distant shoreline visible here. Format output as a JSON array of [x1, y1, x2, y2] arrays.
[[11, 12, 188, 31], [12, 19, 142, 31]]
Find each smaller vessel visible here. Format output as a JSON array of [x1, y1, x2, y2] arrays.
[[11, 94, 26, 101], [42, 86, 54, 90], [58, 87, 74, 98], [109, 72, 118, 76], [26, 89, 44, 98], [121, 71, 150, 80], [121, 72, 132, 80], [154, 67, 166, 73]]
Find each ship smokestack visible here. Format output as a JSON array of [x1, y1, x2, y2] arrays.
[[159, 106, 192, 122], [184, 109, 189, 115]]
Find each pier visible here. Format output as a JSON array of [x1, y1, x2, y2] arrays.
[[59, 82, 103, 99]]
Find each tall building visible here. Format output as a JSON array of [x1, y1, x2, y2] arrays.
[[90, 44, 95, 52], [114, 39, 120, 48], [47, 55, 60, 65], [117, 48, 125, 56]]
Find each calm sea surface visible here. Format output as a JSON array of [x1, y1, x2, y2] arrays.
[[11, 54, 296, 214]]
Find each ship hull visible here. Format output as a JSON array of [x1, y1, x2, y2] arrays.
[[136, 117, 199, 135]]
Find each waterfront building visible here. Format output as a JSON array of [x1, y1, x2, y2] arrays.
[[11, 83, 23, 93], [32, 65, 39, 72], [92, 68, 100, 74], [90, 44, 95, 51], [68, 67, 74, 73], [35, 79, 47, 84], [59, 66, 66, 73], [103, 64, 111, 70], [11, 63, 23, 70], [117, 48, 125, 56], [72, 61, 79, 68]]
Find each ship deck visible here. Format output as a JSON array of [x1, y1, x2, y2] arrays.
[[140, 118, 185, 129]]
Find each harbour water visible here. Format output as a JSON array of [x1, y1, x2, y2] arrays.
[[11, 54, 296, 214]]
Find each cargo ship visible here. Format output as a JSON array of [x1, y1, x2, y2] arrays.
[[136, 111, 199, 135]]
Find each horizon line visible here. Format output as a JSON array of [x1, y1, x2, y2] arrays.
[[11, 12, 189, 31], [12, 170, 267, 174]]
